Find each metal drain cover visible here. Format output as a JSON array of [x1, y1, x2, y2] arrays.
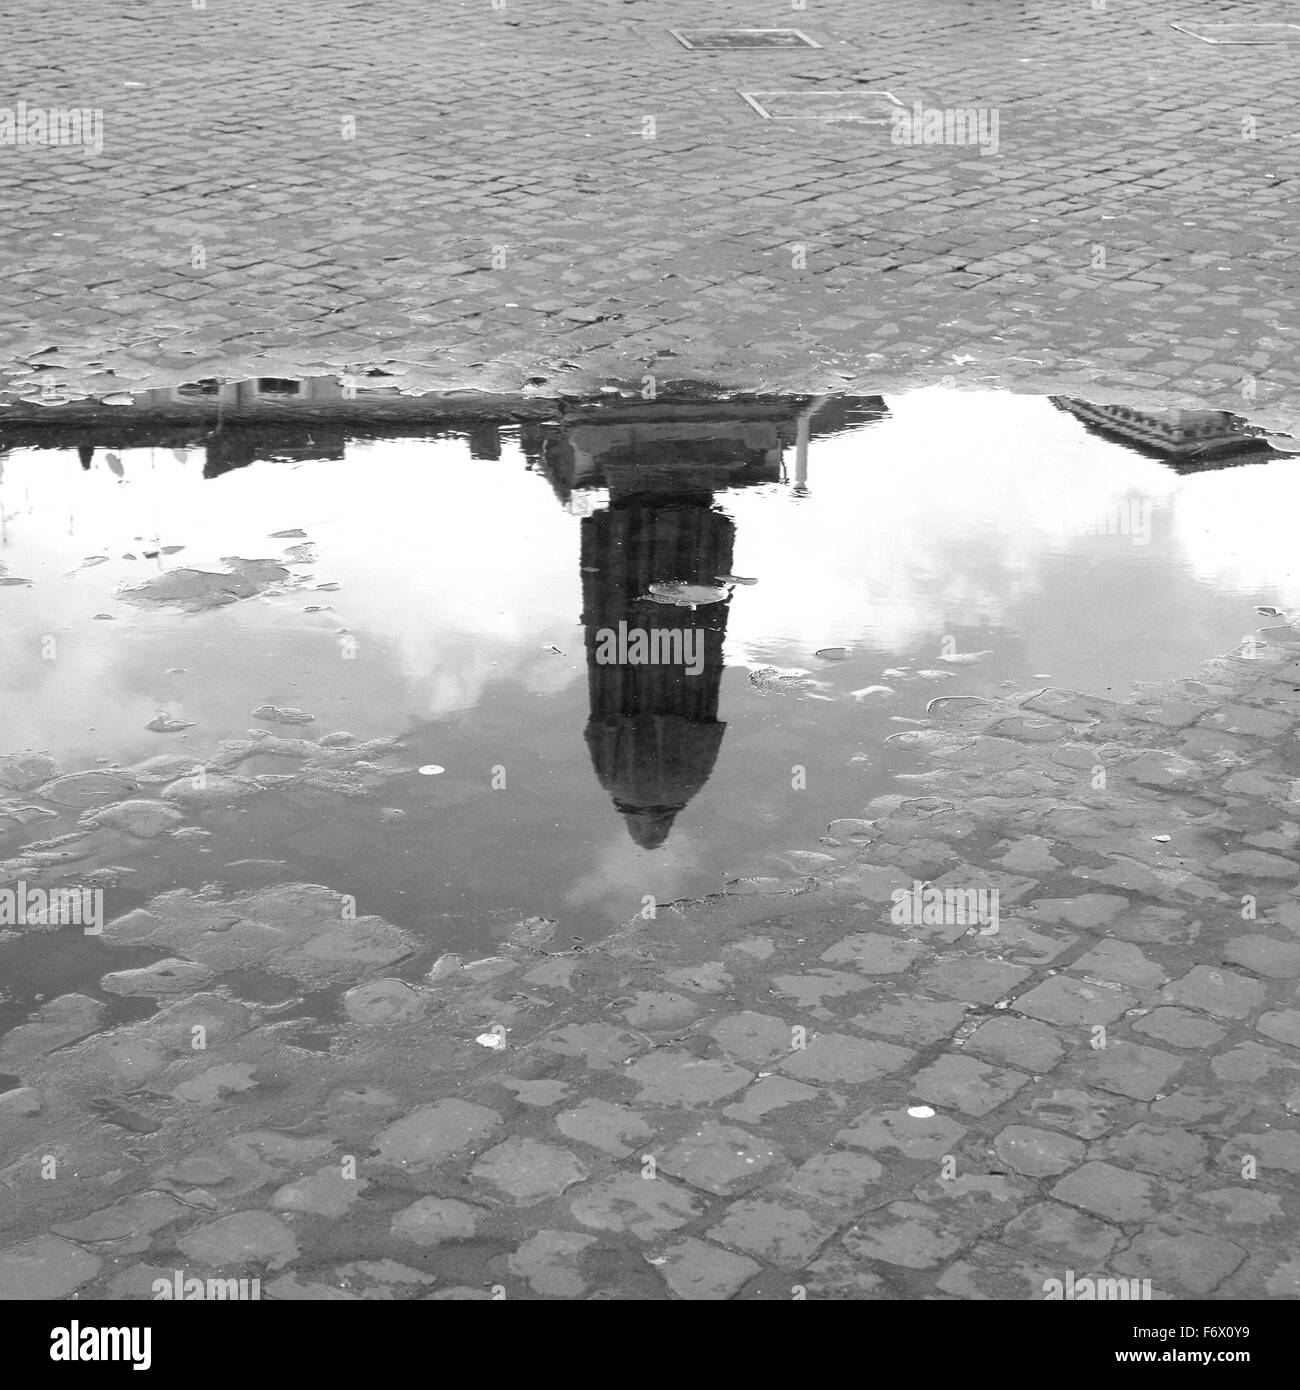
[[740, 90, 904, 122], [1170, 21, 1300, 43], [670, 28, 821, 50]]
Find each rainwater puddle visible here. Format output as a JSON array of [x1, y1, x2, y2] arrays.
[[1, 382, 1296, 1008]]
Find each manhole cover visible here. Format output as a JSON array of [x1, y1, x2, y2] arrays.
[[670, 28, 821, 50], [739, 90, 904, 122], [1170, 21, 1300, 43]]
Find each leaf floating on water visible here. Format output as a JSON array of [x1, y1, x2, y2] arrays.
[[1257, 606, 1284, 618], [0, 576, 33, 586], [906, 1105, 936, 1118], [145, 714, 195, 733], [644, 581, 729, 608], [252, 704, 316, 725], [850, 685, 895, 700], [160, 545, 185, 555], [715, 573, 757, 586], [815, 647, 850, 661], [105, 452, 124, 477], [100, 393, 135, 407], [80, 555, 110, 568], [418, 765, 445, 776], [269, 529, 308, 539], [936, 650, 993, 665]]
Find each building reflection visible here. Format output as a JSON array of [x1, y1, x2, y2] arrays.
[[0, 379, 897, 848], [541, 395, 887, 847], [1050, 398, 1286, 472]]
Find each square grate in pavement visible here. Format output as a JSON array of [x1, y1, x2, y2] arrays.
[[739, 90, 905, 122], [1169, 21, 1300, 43], [670, 28, 821, 50]]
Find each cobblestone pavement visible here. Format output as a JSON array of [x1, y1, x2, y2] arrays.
[[2, 0, 1299, 434], [3, 626, 1300, 1299]]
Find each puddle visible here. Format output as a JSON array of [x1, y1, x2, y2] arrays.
[[1, 382, 1297, 1015]]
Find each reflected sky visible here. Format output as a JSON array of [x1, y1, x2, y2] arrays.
[[0, 389, 1294, 944]]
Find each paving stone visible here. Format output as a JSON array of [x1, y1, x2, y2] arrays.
[[1111, 1226, 1248, 1296], [570, 1174, 703, 1241], [1131, 1007, 1228, 1048], [839, 1203, 963, 1269], [707, 1196, 837, 1269], [1103, 1123, 1209, 1179], [390, 1197, 482, 1246], [992, 1125, 1085, 1177], [1217, 1130, 1300, 1174], [706, 1010, 795, 1064], [507, 1230, 597, 1297], [850, 998, 968, 1045], [723, 1075, 822, 1123], [1200, 703, 1292, 738], [50, 1194, 190, 1255], [1025, 894, 1131, 929], [1050, 1161, 1163, 1223], [341, 977, 426, 1025], [802, 1245, 887, 1298], [770, 970, 875, 1007], [497, 1077, 570, 1107], [1074, 1040, 1186, 1101], [1223, 934, 1300, 978], [965, 1016, 1066, 1072], [620, 991, 703, 1029], [837, 1106, 967, 1160], [1013, 974, 1137, 1026], [539, 1022, 647, 1070], [1211, 849, 1299, 877], [470, 1137, 587, 1204], [1001, 1200, 1122, 1262], [910, 1172, 1037, 1230], [651, 1238, 760, 1300], [371, 1099, 503, 1171], [177, 1210, 300, 1269], [1069, 940, 1168, 989], [1161, 965, 1266, 1018], [1193, 1189, 1286, 1226], [625, 1052, 754, 1106], [555, 1099, 654, 1158], [778, 1032, 914, 1085], [1150, 1087, 1236, 1123], [658, 1121, 784, 1196], [919, 957, 1031, 1004], [0, 1237, 102, 1300], [911, 1054, 1029, 1117], [783, 1151, 886, 1205], [663, 961, 732, 993], [819, 931, 928, 974], [936, 1245, 1060, 1300], [1257, 1009, 1300, 1047], [270, 1165, 365, 1218], [1211, 1041, 1291, 1082]]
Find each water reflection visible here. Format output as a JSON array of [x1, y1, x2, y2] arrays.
[[1, 381, 1297, 937]]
